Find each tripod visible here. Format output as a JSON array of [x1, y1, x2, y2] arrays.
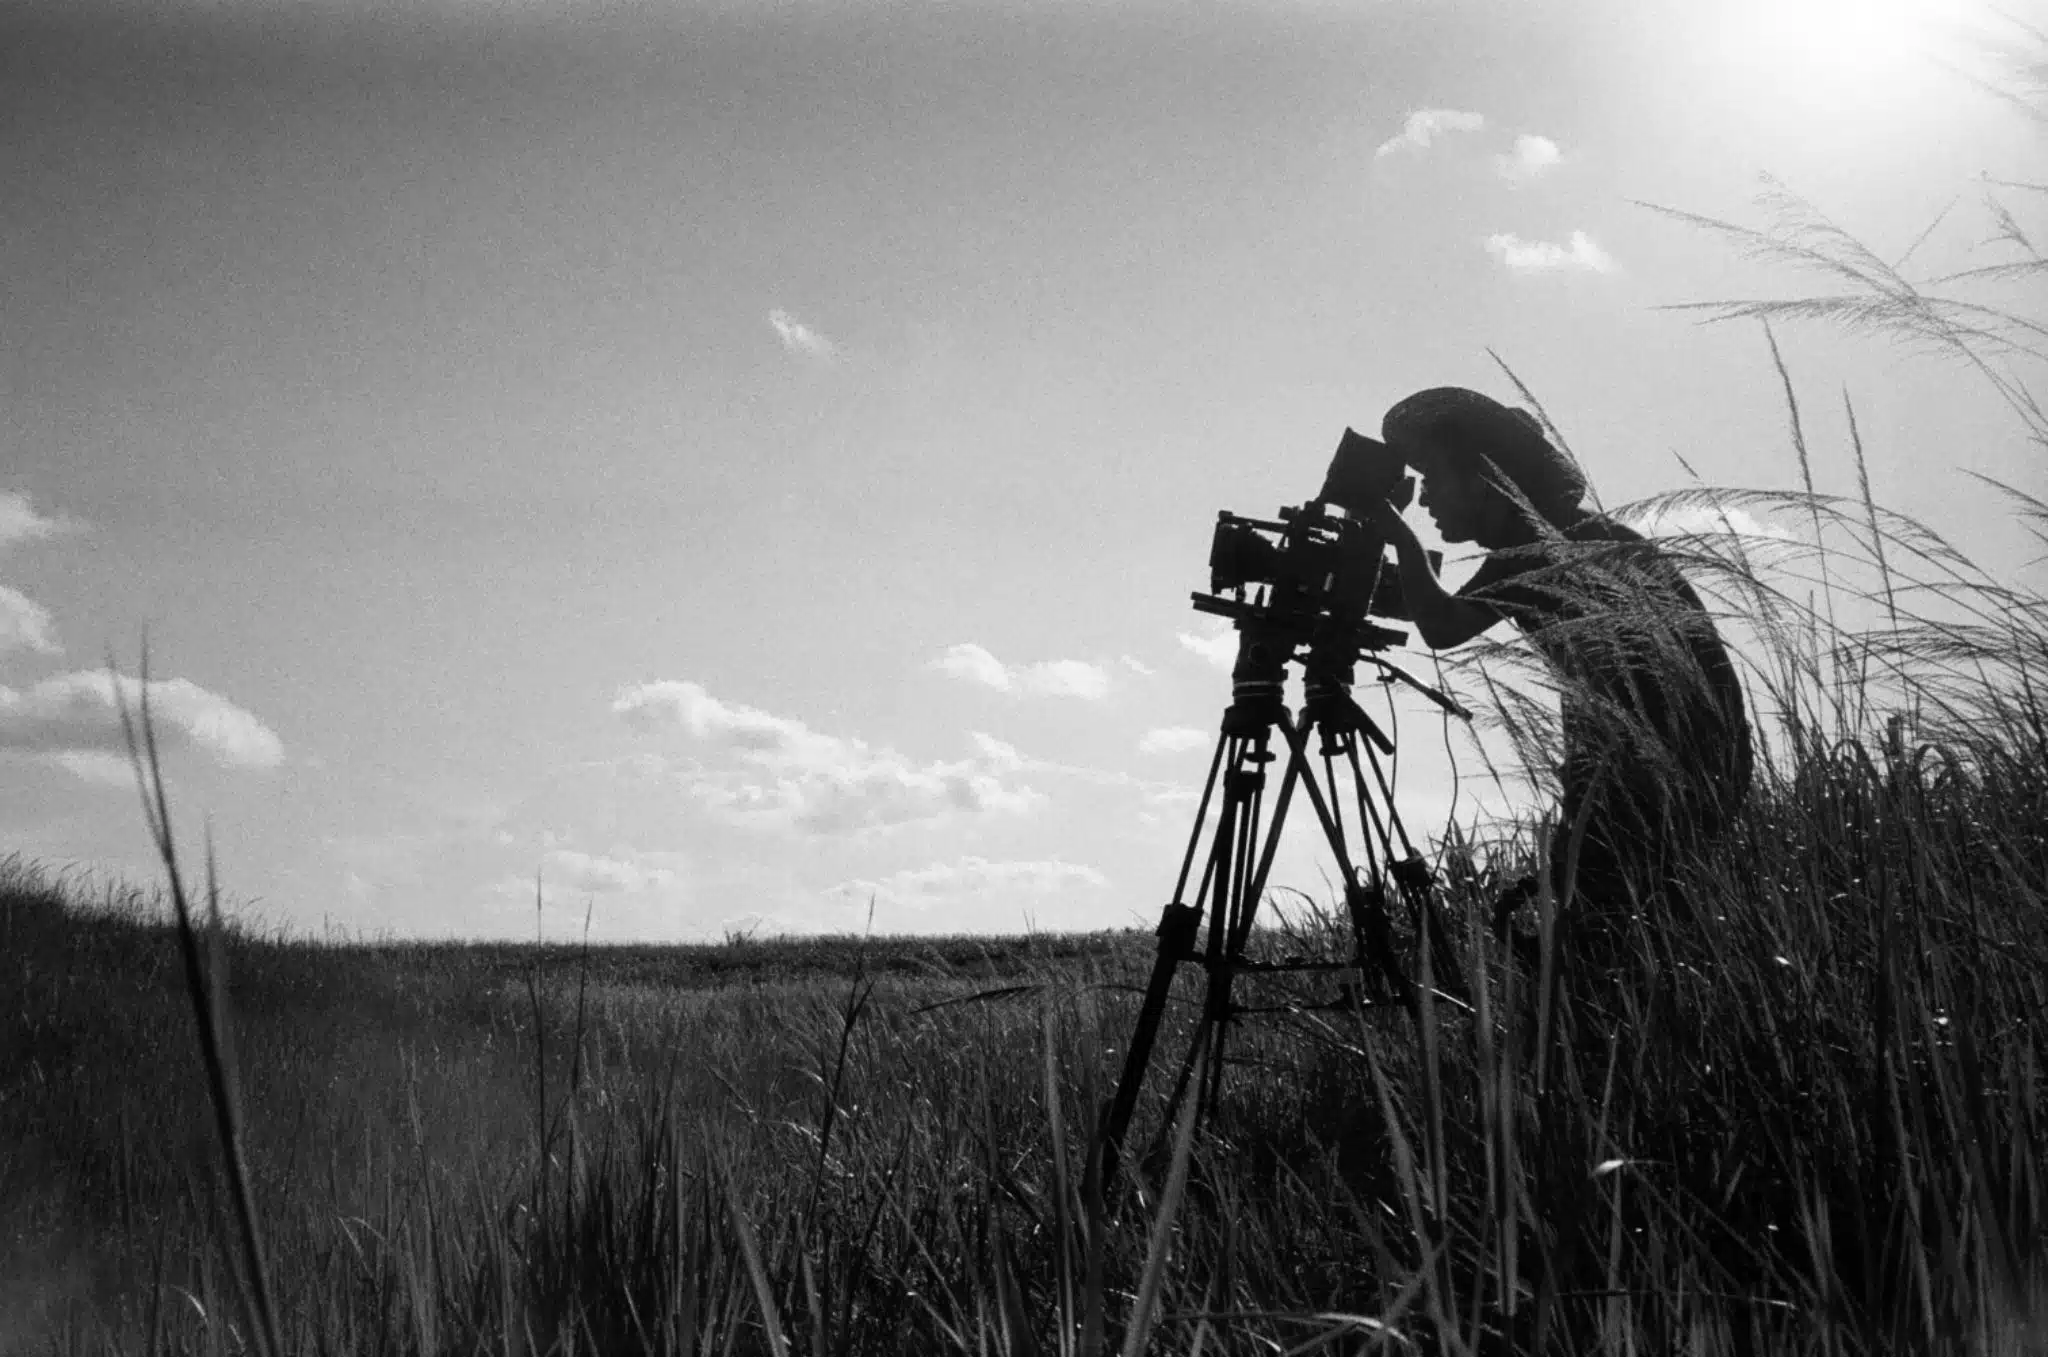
[[1101, 611, 1468, 1182]]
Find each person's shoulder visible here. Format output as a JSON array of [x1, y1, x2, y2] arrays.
[[1561, 510, 1643, 544], [1469, 510, 1634, 589]]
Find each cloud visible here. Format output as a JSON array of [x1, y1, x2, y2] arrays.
[[0, 491, 82, 551], [326, 829, 452, 902], [0, 586, 60, 656], [613, 679, 1041, 835], [1139, 726, 1210, 755], [952, 731, 1202, 803], [969, 731, 1025, 769], [677, 756, 1042, 836], [1375, 108, 1486, 158], [1021, 660, 1111, 700], [43, 751, 135, 787], [825, 855, 1109, 905], [1120, 655, 1155, 677], [1622, 504, 1796, 541], [768, 308, 839, 362], [0, 671, 285, 773], [541, 848, 682, 895], [1176, 628, 1236, 671], [928, 644, 1112, 700], [485, 843, 690, 919], [1496, 134, 1562, 182], [931, 642, 1009, 689], [0, 492, 74, 658], [1135, 781, 1202, 827], [614, 679, 843, 762], [1483, 230, 1618, 274]]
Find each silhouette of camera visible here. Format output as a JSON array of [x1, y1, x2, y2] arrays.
[[1199, 430, 1435, 637]]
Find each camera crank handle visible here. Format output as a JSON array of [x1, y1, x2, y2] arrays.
[[1372, 658, 1474, 722]]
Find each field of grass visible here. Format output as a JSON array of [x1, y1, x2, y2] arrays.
[[9, 38, 2048, 1356], [6, 537, 2048, 1355], [10, 517, 2048, 1346], [0, 869, 1172, 1352]]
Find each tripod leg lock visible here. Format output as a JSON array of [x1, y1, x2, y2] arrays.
[[1391, 854, 1433, 896], [1155, 902, 1203, 958], [1344, 878, 1387, 927]]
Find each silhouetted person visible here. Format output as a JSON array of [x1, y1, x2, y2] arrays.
[[1362, 388, 1753, 966]]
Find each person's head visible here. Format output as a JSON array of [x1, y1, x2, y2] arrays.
[[1381, 388, 1588, 547]]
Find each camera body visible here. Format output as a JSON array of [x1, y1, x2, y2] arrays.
[[1194, 429, 1433, 651], [1316, 426, 1413, 515]]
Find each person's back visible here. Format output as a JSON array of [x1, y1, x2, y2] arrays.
[[1366, 387, 1753, 951], [1464, 509, 1751, 800], [1462, 506, 1752, 923]]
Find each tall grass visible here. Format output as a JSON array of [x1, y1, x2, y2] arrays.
[[13, 602, 2047, 1354], [9, 19, 2048, 1356], [11, 451, 2046, 1354]]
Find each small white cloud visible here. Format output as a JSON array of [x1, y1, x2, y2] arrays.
[[542, 848, 681, 895], [490, 847, 690, 910], [768, 308, 839, 362], [1176, 629, 1236, 671], [0, 586, 59, 656], [613, 680, 842, 763], [1120, 655, 1155, 677], [1139, 726, 1211, 755], [932, 643, 1012, 691], [614, 679, 1042, 836], [1624, 504, 1795, 541], [969, 731, 1026, 769], [0, 671, 284, 772], [678, 758, 1043, 835], [1375, 108, 1486, 158], [826, 855, 1108, 905], [928, 644, 1111, 700], [1135, 781, 1202, 827], [43, 751, 134, 787], [1483, 230, 1617, 274], [1026, 659, 1111, 700], [325, 830, 445, 900], [0, 491, 82, 551], [1496, 134, 1562, 182]]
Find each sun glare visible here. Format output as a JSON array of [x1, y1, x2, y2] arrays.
[[1754, 0, 1943, 75], [1707, 0, 1995, 121]]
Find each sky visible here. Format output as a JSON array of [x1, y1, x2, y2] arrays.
[[3, 0, 2045, 942]]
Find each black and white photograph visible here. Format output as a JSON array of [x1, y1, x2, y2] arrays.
[[4, 0, 2045, 1350]]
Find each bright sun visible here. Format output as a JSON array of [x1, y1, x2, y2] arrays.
[[1711, 0, 1997, 115]]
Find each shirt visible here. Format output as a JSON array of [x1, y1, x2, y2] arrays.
[[1457, 512, 1753, 806]]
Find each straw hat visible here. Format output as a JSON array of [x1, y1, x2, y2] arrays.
[[1381, 387, 1587, 513]]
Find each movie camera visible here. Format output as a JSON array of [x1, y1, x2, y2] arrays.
[[1196, 429, 1439, 655]]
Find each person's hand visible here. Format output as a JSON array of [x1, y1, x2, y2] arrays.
[[1361, 496, 1419, 550]]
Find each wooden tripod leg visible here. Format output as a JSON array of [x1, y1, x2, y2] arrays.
[[1102, 901, 1202, 1182], [1392, 853, 1465, 1001], [1105, 731, 1276, 1185], [1344, 878, 1415, 1006]]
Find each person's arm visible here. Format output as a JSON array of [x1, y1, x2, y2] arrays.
[[1361, 501, 1502, 650]]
